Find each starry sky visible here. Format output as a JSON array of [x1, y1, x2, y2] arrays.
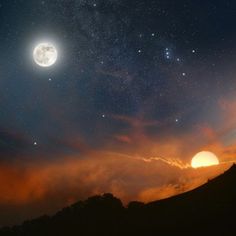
[[1, 0, 236, 226]]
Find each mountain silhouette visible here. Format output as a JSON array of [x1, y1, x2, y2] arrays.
[[1, 165, 236, 236]]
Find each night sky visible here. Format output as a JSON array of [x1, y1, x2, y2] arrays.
[[1, 0, 236, 226]]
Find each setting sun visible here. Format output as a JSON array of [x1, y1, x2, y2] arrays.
[[191, 151, 219, 168]]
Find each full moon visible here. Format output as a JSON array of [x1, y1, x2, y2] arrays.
[[191, 151, 219, 168], [33, 42, 58, 67]]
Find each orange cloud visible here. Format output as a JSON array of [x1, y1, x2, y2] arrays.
[[2, 98, 236, 226], [0, 149, 230, 226], [114, 135, 132, 143]]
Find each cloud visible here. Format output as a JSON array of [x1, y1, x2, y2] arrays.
[[138, 156, 191, 169], [0, 149, 229, 226], [0, 129, 30, 157], [1, 99, 236, 226]]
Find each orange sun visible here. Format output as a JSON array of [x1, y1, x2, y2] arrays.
[[191, 151, 219, 168]]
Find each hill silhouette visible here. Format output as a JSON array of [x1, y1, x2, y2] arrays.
[[1, 165, 236, 236]]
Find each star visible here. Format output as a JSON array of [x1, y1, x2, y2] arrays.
[[164, 48, 171, 59]]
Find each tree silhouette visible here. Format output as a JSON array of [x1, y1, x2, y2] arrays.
[[1, 165, 236, 236]]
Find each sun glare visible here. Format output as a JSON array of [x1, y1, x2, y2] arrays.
[[191, 151, 219, 168]]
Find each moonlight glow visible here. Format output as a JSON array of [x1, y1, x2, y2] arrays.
[[33, 42, 58, 67], [191, 151, 219, 168]]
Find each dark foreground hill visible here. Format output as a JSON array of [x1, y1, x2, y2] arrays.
[[1, 164, 236, 236]]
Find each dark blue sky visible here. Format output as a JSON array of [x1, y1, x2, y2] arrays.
[[1, 0, 236, 158]]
